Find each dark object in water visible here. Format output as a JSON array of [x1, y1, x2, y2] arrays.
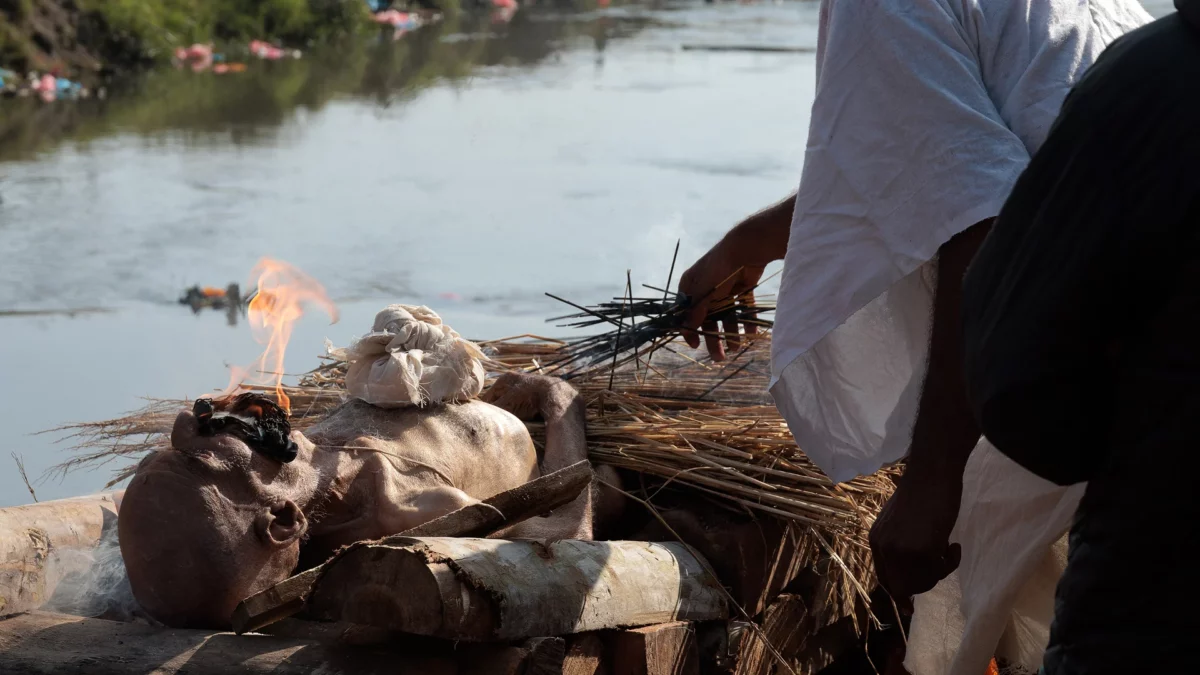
[[193, 393, 298, 463], [180, 283, 244, 326]]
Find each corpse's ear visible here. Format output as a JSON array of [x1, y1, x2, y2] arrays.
[[256, 500, 307, 547]]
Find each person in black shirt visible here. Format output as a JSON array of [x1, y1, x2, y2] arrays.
[[962, 2, 1200, 672]]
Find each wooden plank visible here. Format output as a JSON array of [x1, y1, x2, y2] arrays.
[[609, 622, 699, 675], [232, 461, 593, 634], [0, 610, 536, 675], [308, 538, 728, 641]]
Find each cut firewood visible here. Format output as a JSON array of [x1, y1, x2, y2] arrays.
[[564, 634, 606, 675], [232, 460, 593, 634], [609, 622, 700, 675], [307, 537, 728, 641], [0, 493, 121, 617], [520, 636, 569, 675]]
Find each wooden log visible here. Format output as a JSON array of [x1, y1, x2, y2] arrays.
[[308, 538, 728, 641], [0, 493, 121, 616], [609, 622, 699, 675], [0, 611, 566, 675], [232, 460, 593, 634]]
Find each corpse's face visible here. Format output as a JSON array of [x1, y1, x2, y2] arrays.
[[118, 398, 318, 628]]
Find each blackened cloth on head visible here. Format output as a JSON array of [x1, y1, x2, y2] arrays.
[[961, 5, 1200, 674]]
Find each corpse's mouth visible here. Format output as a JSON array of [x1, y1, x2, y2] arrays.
[[193, 393, 298, 463]]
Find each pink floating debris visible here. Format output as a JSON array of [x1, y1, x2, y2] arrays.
[[174, 43, 214, 72], [374, 9, 422, 29], [250, 40, 299, 60]]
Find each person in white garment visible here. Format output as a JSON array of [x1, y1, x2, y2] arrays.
[[677, 1, 1150, 673]]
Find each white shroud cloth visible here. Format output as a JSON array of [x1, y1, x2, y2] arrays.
[[330, 305, 485, 408]]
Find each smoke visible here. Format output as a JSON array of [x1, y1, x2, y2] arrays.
[[631, 213, 705, 280], [43, 510, 146, 623]]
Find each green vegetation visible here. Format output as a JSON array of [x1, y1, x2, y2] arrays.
[[0, 0, 373, 75], [0, 0, 650, 162], [78, 0, 372, 58]]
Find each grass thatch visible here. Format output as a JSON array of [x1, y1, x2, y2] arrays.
[[53, 331, 895, 641]]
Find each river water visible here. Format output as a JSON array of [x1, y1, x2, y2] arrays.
[[0, 0, 1174, 505], [0, 0, 818, 504]]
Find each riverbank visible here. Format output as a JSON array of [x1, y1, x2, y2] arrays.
[[0, 0, 374, 84]]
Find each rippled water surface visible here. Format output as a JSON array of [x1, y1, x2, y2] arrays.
[[0, 1, 820, 503]]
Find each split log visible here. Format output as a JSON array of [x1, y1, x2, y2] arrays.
[[232, 460, 593, 634], [609, 622, 699, 675], [308, 537, 728, 641], [0, 611, 556, 675], [0, 493, 121, 616]]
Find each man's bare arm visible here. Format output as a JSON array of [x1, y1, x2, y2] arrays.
[[869, 219, 992, 610]]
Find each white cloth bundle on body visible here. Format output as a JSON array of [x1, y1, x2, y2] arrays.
[[329, 305, 485, 408]]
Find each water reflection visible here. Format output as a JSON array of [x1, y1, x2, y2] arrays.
[[0, 1, 658, 163]]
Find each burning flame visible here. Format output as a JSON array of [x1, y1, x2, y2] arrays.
[[225, 258, 338, 413]]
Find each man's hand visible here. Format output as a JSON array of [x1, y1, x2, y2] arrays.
[[678, 241, 766, 361], [482, 372, 579, 421], [868, 469, 963, 614], [677, 196, 794, 360]]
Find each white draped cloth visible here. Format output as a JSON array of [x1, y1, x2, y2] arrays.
[[769, 0, 1149, 484], [330, 305, 485, 408], [763, 0, 1149, 672]]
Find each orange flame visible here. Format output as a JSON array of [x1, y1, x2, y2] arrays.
[[225, 257, 338, 413]]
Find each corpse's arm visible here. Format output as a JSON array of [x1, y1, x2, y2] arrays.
[[483, 373, 595, 540]]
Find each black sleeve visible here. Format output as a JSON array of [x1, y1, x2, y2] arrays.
[[961, 15, 1200, 485]]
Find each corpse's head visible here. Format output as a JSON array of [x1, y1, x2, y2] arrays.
[[118, 394, 320, 628]]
